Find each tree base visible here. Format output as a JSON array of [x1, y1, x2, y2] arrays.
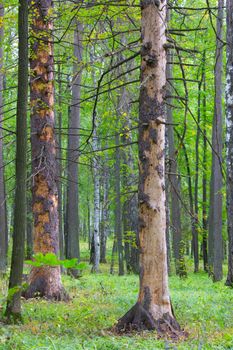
[[23, 285, 69, 301], [115, 303, 185, 338], [22, 267, 69, 301]]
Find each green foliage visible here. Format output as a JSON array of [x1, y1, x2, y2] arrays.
[[25, 253, 87, 271]]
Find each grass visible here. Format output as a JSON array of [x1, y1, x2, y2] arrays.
[[0, 242, 232, 349]]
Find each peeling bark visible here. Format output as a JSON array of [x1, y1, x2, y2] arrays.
[[116, 0, 182, 336], [24, 0, 66, 300]]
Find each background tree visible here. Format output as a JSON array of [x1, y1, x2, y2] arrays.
[[5, 0, 28, 322]]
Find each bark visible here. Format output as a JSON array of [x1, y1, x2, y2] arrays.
[[0, 3, 7, 274], [208, 0, 223, 282], [5, 0, 28, 322], [116, 0, 181, 336], [226, 0, 233, 287], [166, 49, 186, 277], [24, 0, 67, 300], [66, 20, 83, 277]]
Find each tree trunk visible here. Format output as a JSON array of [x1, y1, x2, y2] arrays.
[[208, 0, 223, 282], [5, 0, 28, 322], [202, 54, 208, 272], [100, 163, 109, 263], [226, 0, 233, 287], [57, 62, 64, 263], [24, 0, 66, 300], [66, 20, 83, 277], [115, 131, 124, 276], [0, 3, 7, 274], [26, 187, 33, 260], [91, 127, 100, 273], [116, 0, 181, 335], [166, 49, 186, 277]]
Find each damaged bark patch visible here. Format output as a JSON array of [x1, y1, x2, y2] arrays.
[[155, 164, 163, 179], [149, 128, 157, 144], [141, 0, 160, 9], [139, 87, 165, 123]]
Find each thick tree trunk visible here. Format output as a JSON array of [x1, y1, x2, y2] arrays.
[[66, 20, 83, 277], [0, 3, 7, 274], [5, 0, 28, 322], [226, 0, 233, 287], [24, 0, 66, 300], [208, 0, 223, 282], [116, 0, 181, 335]]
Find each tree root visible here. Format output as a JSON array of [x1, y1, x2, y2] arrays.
[[115, 302, 186, 339]]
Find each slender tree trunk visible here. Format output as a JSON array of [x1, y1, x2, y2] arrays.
[[115, 131, 124, 276], [202, 54, 208, 272], [166, 49, 186, 277], [208, 0, 224, 282], [5, 0, 28, 321], [0, 3, 7, 274], [91, 127, 100, 272], [66, 20, 82, 276], [24, 0, 67, 300], [193, 79, 204, 273], [100, 163, 109, 263], [57, 62, 64, 262], [116, 0, 181, 335], [226, 0, 233, 287], [26, 187, 33, 260]]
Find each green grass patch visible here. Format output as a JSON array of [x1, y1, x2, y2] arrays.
[[0, 266, 232, 349]]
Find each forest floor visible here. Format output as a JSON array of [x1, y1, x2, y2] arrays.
[[0, 243, 232, 350]]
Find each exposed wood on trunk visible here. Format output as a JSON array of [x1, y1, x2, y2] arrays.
[[116, 0, 181, 336], [226, 0, 233, 287], [24, 0, 67, 300], [208, 0, 223, 282]]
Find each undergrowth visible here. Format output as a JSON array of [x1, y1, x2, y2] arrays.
[[0, 243, 232, 349]]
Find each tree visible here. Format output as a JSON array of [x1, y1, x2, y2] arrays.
[[226, 0, 233, 287], [116, 0, 181, 334], [24, 0, 66, 300], [5, 0, 28, 322], [0, 2, 7, 275], [208, 0, 224, 282], [166, 47, 186, 277], [66, 19, 83, 277]]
